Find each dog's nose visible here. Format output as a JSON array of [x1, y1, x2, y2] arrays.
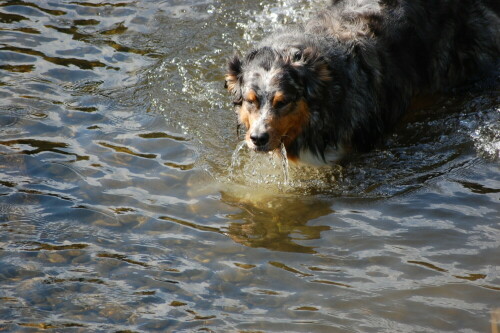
[[250, 132, 269, 147]]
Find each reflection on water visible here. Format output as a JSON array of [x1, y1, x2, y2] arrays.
[[1, 0, 499, 332], [223, 190, 332, 253]]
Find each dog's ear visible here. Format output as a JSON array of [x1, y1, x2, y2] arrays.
[[290, 47, 331, 99], [225, 54, 243, 105]]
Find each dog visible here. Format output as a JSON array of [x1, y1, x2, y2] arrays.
[[224, 0, 499, 166]]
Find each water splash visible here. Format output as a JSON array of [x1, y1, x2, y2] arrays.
[[229, 140, 247, 176], [278, 142, 289, 186], [470, 106, 500, 160], [228, 140, 291, 188]]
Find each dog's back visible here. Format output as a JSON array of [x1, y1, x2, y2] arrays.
[[305, 0, 500, 148], [310, 0, 499, 90]]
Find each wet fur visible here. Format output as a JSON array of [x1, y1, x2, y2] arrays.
[[225, 0, 500, 165]]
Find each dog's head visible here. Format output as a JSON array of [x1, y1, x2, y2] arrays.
[[225, 45, 331, 154]]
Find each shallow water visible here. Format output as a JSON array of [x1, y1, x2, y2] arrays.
[[1, 1, 499, 332]]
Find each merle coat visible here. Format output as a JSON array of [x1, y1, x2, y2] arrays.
[[226, 0, 499, 165]]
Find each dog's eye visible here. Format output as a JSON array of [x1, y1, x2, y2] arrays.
[[245, 99, 259, 109], [274, 100, 289, 109], [244, 90, 259, 108]]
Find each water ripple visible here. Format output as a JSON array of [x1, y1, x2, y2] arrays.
[[0, 1, 498, 332]]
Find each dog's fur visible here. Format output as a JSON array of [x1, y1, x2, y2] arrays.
[[225, 0, 499, 165]]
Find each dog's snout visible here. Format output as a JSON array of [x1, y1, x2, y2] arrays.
[[250, 131, 270, 147]]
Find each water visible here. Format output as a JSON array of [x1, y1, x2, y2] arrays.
[[229, 140, 247, 176], [230, 141, 290, 187], [0, 1, 499, 332], [279, 142, 290, 186]]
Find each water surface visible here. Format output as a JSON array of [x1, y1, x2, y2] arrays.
[[1, 1, 499, 332]]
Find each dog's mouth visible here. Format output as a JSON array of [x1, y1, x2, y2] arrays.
[[245, 136, 285, 154], [253, 145, 271, 153], [247, 141, 274, 153]]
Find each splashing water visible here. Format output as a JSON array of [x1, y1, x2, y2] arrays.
[[230, 140, 247, 176], [228, 140, 290, 187], [279, 142, 290, 185]]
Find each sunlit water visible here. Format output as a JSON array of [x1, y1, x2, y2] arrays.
[[0, 1, 499, 332]]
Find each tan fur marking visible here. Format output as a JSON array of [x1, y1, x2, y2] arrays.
[[272, 91, 286, 108], [261, 99, 310, 151], [238, 104, 251, 130], [245, 90, 258, 104], [225, 74, 238, 92], [238, 90, 260, 132]]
